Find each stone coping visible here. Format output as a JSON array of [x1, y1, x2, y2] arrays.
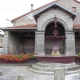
[[34, 54, 77, 57]]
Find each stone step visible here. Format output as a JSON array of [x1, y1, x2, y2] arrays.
[[32, 63, 80, 71], [29, 62, 80, 74], [33, 62, 80, 71], [32, 64, 55, 71], [29, 67, 54, 75], [29, 67, 80, 75], [37, 62, 75, 67]]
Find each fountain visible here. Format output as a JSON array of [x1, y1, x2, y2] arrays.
[[35, 16, 76, 63], [46, 16, 65, 56], [29, 17, 80, 74]]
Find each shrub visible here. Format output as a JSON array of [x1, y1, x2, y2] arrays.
[[0, 53, 35, 62]]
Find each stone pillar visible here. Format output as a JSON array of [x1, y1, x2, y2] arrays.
[[3, 31, 10, 54], [54, 69, 65, 80], [65, 32, 76, 55], [35, 31, 45, 55]]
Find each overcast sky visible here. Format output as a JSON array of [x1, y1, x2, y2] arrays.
[[0, 0, 56, 28], [0, 0, 80, 28], [0, 0, 80, 34]]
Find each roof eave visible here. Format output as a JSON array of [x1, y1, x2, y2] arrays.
[[73, 28, 80, 30], [33, 2, 77, 18], [1, 28, 37, 31]]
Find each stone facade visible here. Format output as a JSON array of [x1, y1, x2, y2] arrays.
[[35, 7, 75, 55], [3, 31, 10, 54], [35, 31, 45, 55], [37, 8, 73, 31], [65, 32, 75, 55], [12, 13, 36, 26], [3, 31, 35, 54], [57, 0, 80, 11]]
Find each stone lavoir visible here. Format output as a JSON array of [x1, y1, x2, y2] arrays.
[[2, 0, 80, 55], [2, 0, 80, 75], [29, 16, 80, 75]]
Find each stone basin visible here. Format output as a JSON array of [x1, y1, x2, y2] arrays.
[[35, 55, 76, 63]]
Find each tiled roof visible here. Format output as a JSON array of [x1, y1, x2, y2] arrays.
[[2, 24, 37, 30], [11, 0, 58, 22], [73, 24, 80, 29], [33, 2, 77, 18], [2, 24, 80, 30], [11, 0, 80, 22]]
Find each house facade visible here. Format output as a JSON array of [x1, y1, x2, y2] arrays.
[[2, 0, 80, 55]]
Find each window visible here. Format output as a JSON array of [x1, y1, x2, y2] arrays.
[[72, 7, 76, 12]]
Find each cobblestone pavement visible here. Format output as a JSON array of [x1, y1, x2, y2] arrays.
[[0, 63, 80, 80]]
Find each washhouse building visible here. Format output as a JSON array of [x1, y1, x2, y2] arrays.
[[2, 0, 80, 55]]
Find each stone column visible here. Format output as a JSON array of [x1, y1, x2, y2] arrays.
[[35, 31, 45, 55], [3, 31, 10, 54], [65, 32, 76, 55]]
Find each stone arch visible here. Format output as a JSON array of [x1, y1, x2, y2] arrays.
[[42, 18, 68, 31], [44, 18, 66, 54]]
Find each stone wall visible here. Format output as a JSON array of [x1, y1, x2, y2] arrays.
[[3, 31, 10, 54], [74, 13, 80, 24], [13, 13, 36, 26], [65, 32, 75, 55], [35, 31, 45, 55], [3, 31, 23, 54], [35, 7, 75, 55], [37, 8, 73, 31], [57, 0, 80, 24], [3, 31, 35, 54], [57, 0, 80, 11]]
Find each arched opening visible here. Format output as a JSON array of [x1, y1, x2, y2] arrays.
[[45, 22, 65, 55]]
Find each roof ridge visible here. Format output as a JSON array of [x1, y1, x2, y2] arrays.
[[11, 0, 57, 22]]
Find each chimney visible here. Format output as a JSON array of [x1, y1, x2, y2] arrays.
[[31, 4, 33, 11]]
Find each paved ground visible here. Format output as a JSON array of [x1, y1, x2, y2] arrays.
[[0, 62, 80, 80]]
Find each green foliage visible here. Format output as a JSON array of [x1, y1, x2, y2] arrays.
[[78, 53, 80, 57]]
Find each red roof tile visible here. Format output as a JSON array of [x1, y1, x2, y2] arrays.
[[11, 0, 80, 22], [73, 24, 80, 29], [6, 24, 37, 29], [2, 24, 80, 30], [11, 0, 58, 22]]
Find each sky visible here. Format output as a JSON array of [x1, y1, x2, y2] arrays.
[[0, 0, 56, 34], [0, 0, 80, 34], [0, 0, 56, 28]]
